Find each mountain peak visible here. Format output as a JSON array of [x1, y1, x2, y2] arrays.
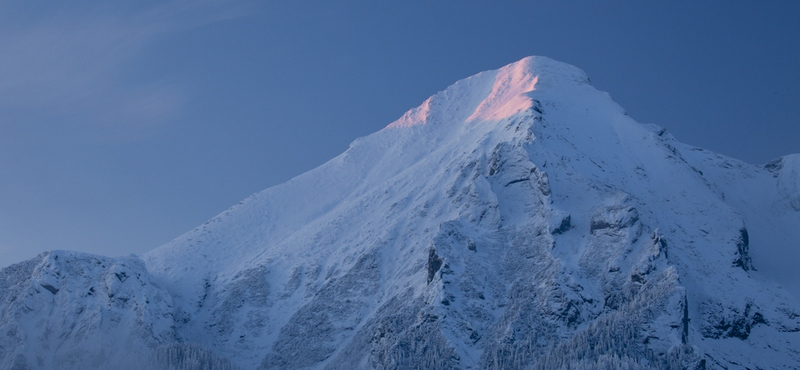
[[3, 56, 799, 370], [386, 56, 590, 129]]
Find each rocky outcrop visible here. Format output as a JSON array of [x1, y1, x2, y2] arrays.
[[732, 227, 753, 271], [0, 251, 176, 370]]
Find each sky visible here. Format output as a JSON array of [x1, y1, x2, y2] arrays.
[[1, 0, 798, 269]]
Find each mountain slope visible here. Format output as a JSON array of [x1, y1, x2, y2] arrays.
[[2, 56, 799, 369]]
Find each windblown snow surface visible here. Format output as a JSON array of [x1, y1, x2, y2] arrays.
[[2, 56, 799, 369]]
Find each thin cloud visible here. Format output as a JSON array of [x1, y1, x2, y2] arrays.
[[0, 0, 249, 140]]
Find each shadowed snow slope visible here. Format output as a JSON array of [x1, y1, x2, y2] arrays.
[[2, 56, 799, 369]]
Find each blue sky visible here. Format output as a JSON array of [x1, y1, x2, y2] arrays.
[[1, 0, 799, 267]]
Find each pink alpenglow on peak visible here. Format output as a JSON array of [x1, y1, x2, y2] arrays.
[[385, 56, 591, 129], [386, 97, 433, 129], [466, 58, 538, 122]]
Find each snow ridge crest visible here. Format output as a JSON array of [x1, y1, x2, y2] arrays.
[[386, 56, 589, 129]]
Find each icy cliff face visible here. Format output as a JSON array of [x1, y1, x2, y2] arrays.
[[2, 56, 799, 369]]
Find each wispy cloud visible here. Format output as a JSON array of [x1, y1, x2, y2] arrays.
[[0, 0, 248, 141]]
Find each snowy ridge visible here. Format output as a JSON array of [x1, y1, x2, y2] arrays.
[[1, 56, 799, 369], [0, 251, 176, 369]]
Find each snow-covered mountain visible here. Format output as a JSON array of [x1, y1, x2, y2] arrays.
[[2, 56, 799, 369]]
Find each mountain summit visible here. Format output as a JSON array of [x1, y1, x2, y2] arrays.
[[2, 56, 799, 369]]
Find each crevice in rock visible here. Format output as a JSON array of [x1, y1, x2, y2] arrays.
[[427, 248, 444, 284], [41, 283, 59, 295], [732, 227, 754, 271]]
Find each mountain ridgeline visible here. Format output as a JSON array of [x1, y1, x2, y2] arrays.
[[2, 56, 799, 369]]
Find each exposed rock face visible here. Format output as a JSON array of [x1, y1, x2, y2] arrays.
[[732, 227, 753, 271], [2, 56, 799, 369], [427, 248, 444, 284]]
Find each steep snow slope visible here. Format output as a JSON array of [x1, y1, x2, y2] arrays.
[[2, 56, 798, 369], [685, 150, 800, 297]]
